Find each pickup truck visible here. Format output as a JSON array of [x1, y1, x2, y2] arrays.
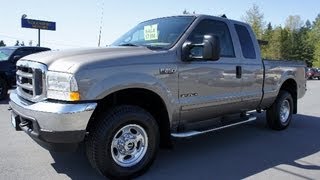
[[0, 46, 50, 100], [9, 15, 306, 179]]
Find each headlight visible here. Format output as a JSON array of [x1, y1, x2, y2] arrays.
[[46, 71, 80, 101]]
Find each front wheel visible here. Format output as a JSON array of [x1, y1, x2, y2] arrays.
[[85, 105, 159, 179], [266, 90, 293, 130]]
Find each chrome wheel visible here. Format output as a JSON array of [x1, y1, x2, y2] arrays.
[[111, 124, 148, 167], [280, 99, 290, 123]]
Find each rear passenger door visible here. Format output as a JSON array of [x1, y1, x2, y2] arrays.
[[234, 24, 264, 110]]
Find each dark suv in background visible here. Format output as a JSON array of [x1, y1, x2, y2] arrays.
[[0, 46, 50, 100], [306, 67, 320, 80]]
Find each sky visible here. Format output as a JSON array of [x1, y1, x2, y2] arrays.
[[0, 0, 319, 49]]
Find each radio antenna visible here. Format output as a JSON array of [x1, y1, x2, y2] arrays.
[[98, 0, 105, 47]]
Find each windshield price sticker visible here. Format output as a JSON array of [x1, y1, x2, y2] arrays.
[[144, 24, 158, 41]]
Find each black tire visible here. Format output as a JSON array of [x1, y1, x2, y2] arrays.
[[0, 77, 8, 100], [318, 77, 320, 80], [266, 90, 293, 130], [85, 105, 159, 180]]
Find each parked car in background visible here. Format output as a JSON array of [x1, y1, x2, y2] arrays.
[[306, 68, 315, 79], [306, 68, 320, 80], [0, 46, 50, 100], [313, 68, 320, 80]]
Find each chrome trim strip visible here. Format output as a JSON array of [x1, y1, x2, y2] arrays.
[[16, 82, 33, 91], [171, 116, 257, 138], [16, 70, 33, 78]]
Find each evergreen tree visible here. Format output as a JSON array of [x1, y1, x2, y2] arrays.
[[261, 22, 273, 59], [311, 14, 320, 67], [0, 40, 5, 47], [15, 40, 20, 46], [242, 6, 319, 66]]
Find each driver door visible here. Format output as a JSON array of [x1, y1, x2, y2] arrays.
[[178, 18, 243, 127]]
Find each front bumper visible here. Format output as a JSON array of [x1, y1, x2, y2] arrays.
[[9, 90, 97, 151]]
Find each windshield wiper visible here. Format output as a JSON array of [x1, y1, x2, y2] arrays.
[[118, 43, 139, 47], [118, 43, 165, 50], [144, 45, 165, 50]]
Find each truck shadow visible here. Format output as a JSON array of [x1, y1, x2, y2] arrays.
[[49, 113, 320, 180]]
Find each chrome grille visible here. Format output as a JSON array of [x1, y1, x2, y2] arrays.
[[16, 60, 47, 102]]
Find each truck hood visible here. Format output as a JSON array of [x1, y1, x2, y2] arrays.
[[21, 47, 169, 73]]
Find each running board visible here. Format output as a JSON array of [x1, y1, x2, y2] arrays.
[[171, 116, 257, 138]]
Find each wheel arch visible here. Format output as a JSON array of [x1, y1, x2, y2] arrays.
[[87, 87, 172, 148], [279, 78, 297, 114]]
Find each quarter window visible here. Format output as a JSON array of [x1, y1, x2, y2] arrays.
[[235, 24, 256, 59]]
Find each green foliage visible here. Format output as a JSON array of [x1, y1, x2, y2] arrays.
[[311, 14, 320, 67], [242, 4, 265, 39], [244, 5, 320, 67]]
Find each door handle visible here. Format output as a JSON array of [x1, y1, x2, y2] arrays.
[[236, 66, 242, 79]]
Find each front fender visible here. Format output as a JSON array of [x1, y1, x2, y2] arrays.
[[76, 68, 180, 126]]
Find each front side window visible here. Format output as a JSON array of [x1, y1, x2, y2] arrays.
[[112, 16, 195, 50], [187, 19, 235, 57], [0, 48, 15, 61]]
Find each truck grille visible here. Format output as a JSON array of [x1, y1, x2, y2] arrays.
[[16, 60, 47, 102]]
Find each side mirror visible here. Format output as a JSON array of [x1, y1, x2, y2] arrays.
[[181, 34, 220, 61], [203, 35, 220, 60]]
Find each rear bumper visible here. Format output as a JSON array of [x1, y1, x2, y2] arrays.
[[9, 90, 97, 151]]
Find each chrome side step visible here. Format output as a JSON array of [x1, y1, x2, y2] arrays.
[[171, 116, 257, 138]]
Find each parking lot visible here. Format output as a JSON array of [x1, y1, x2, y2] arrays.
[[0, 80, 320, 180]]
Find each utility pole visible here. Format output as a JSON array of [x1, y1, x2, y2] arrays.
[[38, 29, 40, 46]]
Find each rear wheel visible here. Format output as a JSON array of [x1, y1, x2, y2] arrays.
[[266, 90, 293, 130], [0, 77, 8, 100], [85, 105, 159, 179]]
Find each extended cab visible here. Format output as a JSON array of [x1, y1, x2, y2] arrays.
[[0, 46, 50, 99], [9, 15, 306, 179]]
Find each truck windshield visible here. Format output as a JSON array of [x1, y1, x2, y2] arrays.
[[0, 48, 15, 61], [112, 16, 195, 50]]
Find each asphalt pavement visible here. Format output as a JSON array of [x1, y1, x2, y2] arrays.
[[1, 81, 320, 180]]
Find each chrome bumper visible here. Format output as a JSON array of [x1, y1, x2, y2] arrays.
[[9, 90, 97, 132]]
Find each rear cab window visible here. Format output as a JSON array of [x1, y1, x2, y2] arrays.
[[234, 24, 256, 59]]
